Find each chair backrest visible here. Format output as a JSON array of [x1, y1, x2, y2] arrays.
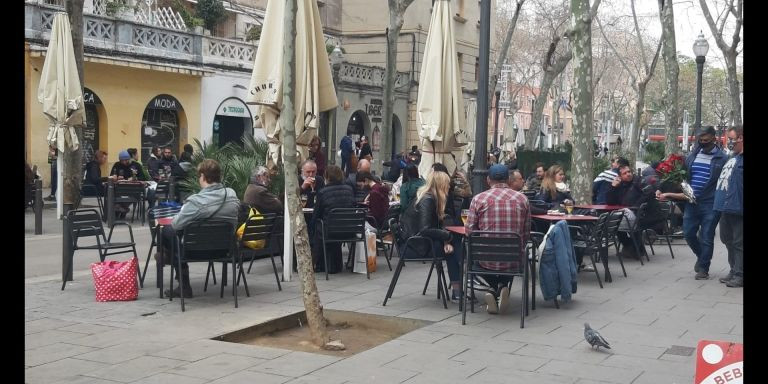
[[523, 190, 537, 200], [529, 199, 549, 210], [155, 181, 170, 199], [182, 220, 235, 261], [603, 210, 624, 236], [324, 208, 367, 239], [240, 213, 277, 246], [148, 206, 181, 229], [114, 182, 145, 198], [467, 231, 525, 272], [68, 209, 106, 241]]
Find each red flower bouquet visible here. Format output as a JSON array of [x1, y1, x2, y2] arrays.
[[655, 154, 686, 184]]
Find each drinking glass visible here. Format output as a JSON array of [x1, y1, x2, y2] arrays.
[[461, 209, 470, 225], [565, 201, 574, 215], [300, 195, 308, 208]]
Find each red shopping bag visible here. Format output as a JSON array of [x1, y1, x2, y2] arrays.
[[90, 257, 139, 302]]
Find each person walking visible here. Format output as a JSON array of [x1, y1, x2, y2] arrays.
[[45, 145, 57, 201], [713, 126, 743, 287], [683, 126, 727, 280]]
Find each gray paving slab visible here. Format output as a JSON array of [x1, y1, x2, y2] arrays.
[[168, 353, 268, 381], [25, 343, 99, 367]]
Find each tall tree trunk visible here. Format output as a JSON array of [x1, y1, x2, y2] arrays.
[[382, 0, 415, 165], [280, 0, 329, 348], [699, 0, 742, 126], [488, 0, 525, 103], [569, 0, 598, 204], [524, 42, 571, 149], [64, 0, 85, 209], [725, 56, 741, 125], [596, 1, 662, 167], [659, 0, 679, 155]]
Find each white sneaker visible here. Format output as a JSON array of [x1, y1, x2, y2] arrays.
[[484, 293, 498, 314], [498, 287, 510, 314]]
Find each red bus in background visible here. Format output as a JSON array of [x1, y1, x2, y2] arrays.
[[648, 135, 727, 147]]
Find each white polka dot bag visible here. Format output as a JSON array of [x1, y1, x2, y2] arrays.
[[90, 256, 139, 302]]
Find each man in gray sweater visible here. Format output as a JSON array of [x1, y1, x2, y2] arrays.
[[160, 159, 240, 298]]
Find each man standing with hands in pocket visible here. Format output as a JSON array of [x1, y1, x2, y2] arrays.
[[713, 126, 743, 287]]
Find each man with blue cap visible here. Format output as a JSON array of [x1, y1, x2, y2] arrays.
[[464, 164, 531, 314], [110, 150, 148, 182], [110, 150, 149, 219]]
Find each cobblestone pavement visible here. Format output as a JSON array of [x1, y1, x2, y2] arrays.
[[26, 207, 742, 384]]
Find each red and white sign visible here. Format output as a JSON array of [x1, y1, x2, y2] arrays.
[[695, 340, 743, 384]]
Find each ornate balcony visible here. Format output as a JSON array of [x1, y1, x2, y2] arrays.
[[24, 1, 410, 88]]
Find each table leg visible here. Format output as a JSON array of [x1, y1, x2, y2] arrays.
[[157, 224, 163, 297]]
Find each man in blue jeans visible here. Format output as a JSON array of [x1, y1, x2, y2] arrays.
[[684, 126, 727, 280]]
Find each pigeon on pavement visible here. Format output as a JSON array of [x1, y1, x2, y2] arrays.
[[584, 323, 611, 350]]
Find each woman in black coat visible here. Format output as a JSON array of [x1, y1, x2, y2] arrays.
[[399, 170, 462, 298], [310, 165, 355, 273]]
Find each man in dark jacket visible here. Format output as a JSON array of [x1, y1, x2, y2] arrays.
[[339, 132, 354, 175], [714, 125, 743, 287], [310, 165, 355, 273], [683, 126, 728, 280], [299, 159, 325, 209], [606, 165, 659, 258], [592, 157, 628, 204], [243, 166, 283, 215], [83, 150, 108, 196]]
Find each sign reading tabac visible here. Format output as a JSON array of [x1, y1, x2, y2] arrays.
[[695, 340, 743, 384]]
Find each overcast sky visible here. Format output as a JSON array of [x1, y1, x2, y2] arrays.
[[631, 0, 742, 69]]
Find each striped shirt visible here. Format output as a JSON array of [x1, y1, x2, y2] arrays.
[[466, 184, 531, 270], [690, 148, 720, 197]]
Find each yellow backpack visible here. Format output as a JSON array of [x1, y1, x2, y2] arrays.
[[236, 208, 266, 249]]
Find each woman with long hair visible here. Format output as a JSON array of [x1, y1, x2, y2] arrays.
[[534, 164, 574, 210], [400, 170, 462, 299]]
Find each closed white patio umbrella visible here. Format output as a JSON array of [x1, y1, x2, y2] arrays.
[[416, 0, 467, 177], [246, 0, 337, 169], [38, 12, 86, 218]]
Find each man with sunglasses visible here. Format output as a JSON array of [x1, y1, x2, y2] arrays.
[[683, 126, 728, 280], [713, 126, 743, 287]]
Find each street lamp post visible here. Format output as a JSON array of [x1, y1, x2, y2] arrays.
[[692, 31, 709, 137], [472, 0, 491, 195], [329, 42, 344, 165]]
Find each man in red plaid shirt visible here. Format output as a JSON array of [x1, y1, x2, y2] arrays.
[[465, 164, 531, 314]]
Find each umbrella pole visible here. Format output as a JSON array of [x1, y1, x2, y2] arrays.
[[472, 0, 493, 195]]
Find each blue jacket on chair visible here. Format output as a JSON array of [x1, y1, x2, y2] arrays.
[[539, 220, 578, 302]]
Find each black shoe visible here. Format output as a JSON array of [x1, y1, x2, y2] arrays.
[[44, 195, 56, 202], [164, 286, 193, 298], [695, 271, 709, 280], [725, 276, 743, 287], [719, 273, 734, 283]]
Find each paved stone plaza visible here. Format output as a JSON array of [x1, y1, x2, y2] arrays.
[[25, 201, 743, 383]]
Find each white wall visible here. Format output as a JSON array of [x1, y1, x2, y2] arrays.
[[200, 72, 266, 143]]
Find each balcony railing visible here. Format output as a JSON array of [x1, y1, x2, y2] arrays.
[[25, 1, 410, 88]]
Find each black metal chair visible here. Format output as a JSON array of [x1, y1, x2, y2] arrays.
[[621, 203, 666, 263], [527, 231, 546, 312], [603, 209, 628, 274], [318, 208, 369, 280], [62, 209, 139, 290], [80, 183, 105, 218], [143, 205, 182, 287], [113, 182, 146, 224], [154, 180, 171, 202], [461, 231, 527, 327], [646, 201, 676, 259], [570, 215, 609, 288], [373, 205, 400, 271], [237, 213, 281, 293], [383, 221, 449, 309], [170, 220, 237, 312]]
